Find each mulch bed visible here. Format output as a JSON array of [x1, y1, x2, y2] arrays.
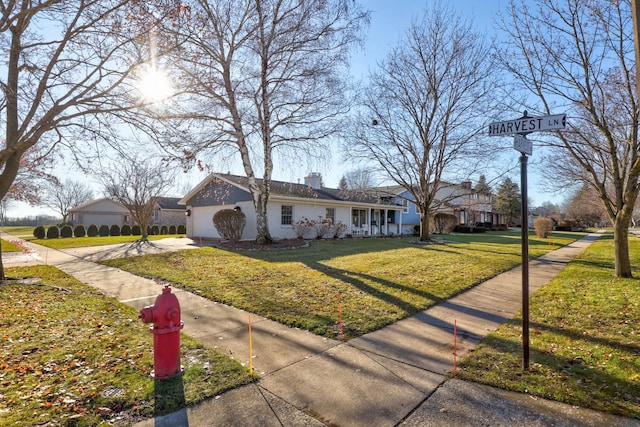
[[212, 238, 309, 251]]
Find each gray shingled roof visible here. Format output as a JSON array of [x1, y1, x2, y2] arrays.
[[219, 174, 399, 206], [155, 197, 184, 210]]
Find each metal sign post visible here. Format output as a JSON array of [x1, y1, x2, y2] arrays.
[[488, 110, 566, 371]]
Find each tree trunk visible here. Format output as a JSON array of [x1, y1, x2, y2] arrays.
[[419, 213, 431, 241], [255, 193, 273, 245], [613, 221, 632, 278], [614, 205, 634, 278], [0, 240, 5, 281]]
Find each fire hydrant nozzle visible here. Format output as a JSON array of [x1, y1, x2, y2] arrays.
[[139, 285, 183, 380]]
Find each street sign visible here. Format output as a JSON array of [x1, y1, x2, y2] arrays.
[[488, 113, 566, 136], [513, 134, 532, 156]]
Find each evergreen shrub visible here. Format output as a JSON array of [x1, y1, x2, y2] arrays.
[[99, 225, 110, 237], [110, 224, 121, 236], [33, 226, 46, 239], [46, 226, 59, 239], [60, 225, 73, 238], [74, 225, 86, 238], [87, 224, 99, 237]]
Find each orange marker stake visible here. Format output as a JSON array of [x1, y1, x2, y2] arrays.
[[453, 319, 457, 377], [337, 291, 344, 341], [248, 314, 253, 371]]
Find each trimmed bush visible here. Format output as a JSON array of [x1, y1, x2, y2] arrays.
[[213, 209, 246, 241], [150, 225, 160, 236], [46, 226, 59, 239], [33, 226, 46, 239], [121, 224, 132, 236], [177, 224, 186, 234], [433, 213, 457, 234], [60, 225, 73, 238], [74, 225, 86, 238], [132, 224, 141, 236], [555, 219, 577, 231], [160, 225, 169, 235], [110, 224, 121, 237], [534, 217, 553, 238], [99, 224, 110, 237], [169, 225, 177, 234], [87, 224, 99, 237]]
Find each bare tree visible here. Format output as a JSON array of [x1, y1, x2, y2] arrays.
[[42, 179, 94, 224], [346, 3, 503, 241], [344, 169, 378, 190], [99, 157, 176, 241], [160, 0, 369, 244], [499, 0, 638, 277], [0, 1, 181, 279], [564, 184, 605, 227]]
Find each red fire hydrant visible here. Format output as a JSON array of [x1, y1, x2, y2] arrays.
[[139, 285, 184, 380]]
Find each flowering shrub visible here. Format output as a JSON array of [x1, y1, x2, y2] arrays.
[[292, 217, 315, 239]]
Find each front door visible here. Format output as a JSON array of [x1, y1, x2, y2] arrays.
[[372, 209, 381, 235]]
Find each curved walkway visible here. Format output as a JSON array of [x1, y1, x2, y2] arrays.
[[2, 231, 638, 426]]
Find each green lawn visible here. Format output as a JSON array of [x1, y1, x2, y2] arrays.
[[1, 239, 21, 252], [0, 226, 37, 238], [0, 266, 255, 427], [457, 233, 640, 419], [103, 231, 583, 340]]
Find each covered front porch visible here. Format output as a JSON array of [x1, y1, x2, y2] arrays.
[[350, 207, 403, 237]]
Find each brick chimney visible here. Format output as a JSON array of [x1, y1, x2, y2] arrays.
[[304, 172, 323, 189]]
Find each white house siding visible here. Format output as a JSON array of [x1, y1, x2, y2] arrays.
[[187, 200, 364, 240], [187, 201, 257, 239], [269, 201, 354, 240]]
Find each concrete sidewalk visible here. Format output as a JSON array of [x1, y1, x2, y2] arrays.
[[2, 232, 639, 426]]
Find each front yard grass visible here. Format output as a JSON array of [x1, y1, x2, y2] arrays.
[[457, 233, 640, 419], [1, 239, 21, 252], [0, 266, 255, 427], [102, 231, 583, 340]]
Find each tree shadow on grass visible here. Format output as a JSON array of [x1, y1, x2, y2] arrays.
[[460, 323, 640, 419]]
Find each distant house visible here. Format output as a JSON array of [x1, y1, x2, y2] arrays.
[[68, 198, 130, 227], [178, 173, 405, 240], [153, 197, 187, 227], [372, 181, 505, 233], [69, 197, 186, 228]]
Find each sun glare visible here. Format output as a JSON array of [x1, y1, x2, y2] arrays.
[[138, 66, 173, 103]]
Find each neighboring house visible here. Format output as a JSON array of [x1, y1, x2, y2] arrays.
[[68, 198, 130, 227], [178, 173, 405, 240], [152, 197, 187, 227], [69, 197, 186, 227], [372, 181, 505, 234]]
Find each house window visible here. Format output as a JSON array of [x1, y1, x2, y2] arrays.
[[326, 208, 335, 224], [401, 199, 409, 214], [352, 209, 367, 227], [281, 205, 293, 225]]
